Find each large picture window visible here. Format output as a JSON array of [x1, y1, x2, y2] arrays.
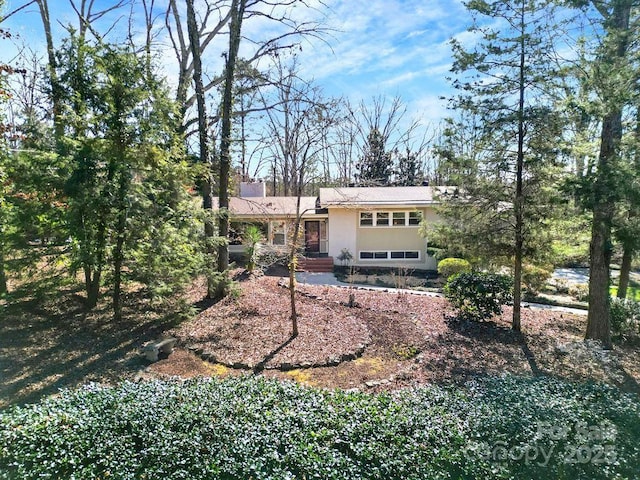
[[359, 210, 423, 227]]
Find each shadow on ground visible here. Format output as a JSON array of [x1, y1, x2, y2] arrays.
[[0, 276, 185, 409]]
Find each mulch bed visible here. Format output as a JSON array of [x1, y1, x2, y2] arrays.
[[162, 273, 640, 393], [3, 269, 638, 410]]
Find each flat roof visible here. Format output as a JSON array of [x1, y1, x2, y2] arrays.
[[319, 186, 448, 206]]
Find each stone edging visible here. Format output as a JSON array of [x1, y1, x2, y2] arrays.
[[187, 342, 368, 372]]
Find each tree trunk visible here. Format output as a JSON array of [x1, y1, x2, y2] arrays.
[[586, 203, 613, 347], [112, 176, 129, 321], [0, 249, 7, 295], [288, 192, 303, 337], [289, 255, 298, 336], [84, 265, 92, 298], [512, 0, 526, 332], [85, 156, 118, 309], [37, 0, 65, 149], [168, 0, 190, 132], [617, 245, 632, 299], [87, 270, 101, 308], [217, 0, 245, 279], [186, 0, 217, 298], [586, 113, 619, 349], [112, 223, 125, 321], [585, 0, 630, 349]]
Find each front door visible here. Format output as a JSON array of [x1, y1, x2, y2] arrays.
[[304, 221, 320, 254]]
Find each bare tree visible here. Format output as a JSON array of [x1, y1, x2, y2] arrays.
[[258, 57, 338, 334], [216, 0, 246, 289]]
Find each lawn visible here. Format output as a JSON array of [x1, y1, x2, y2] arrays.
[[610, 286, 640, 302]]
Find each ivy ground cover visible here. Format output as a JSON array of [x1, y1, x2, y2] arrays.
[[1, 375, 638, 479]]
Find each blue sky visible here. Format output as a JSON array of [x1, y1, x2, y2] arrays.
[[3, 0, 471, 128], [296, 0, 469, 123]]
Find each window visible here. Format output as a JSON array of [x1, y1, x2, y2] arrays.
[[360, 211, 423, 227], [390, 251, 420, 259], [272, 221, 286, 245], [376, 212, 390, 226], [359, 212, 373, 227], [359, 251, 388, 260], [230, 222, 267, 245], [359, 251, 419, 261], [393, 212, 406, 226], [409, 211, 422, 225]]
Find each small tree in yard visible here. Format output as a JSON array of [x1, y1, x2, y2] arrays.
[[259, 56, 340, 336], [243, 224, 264, 273], [444, 272, 513, 322]]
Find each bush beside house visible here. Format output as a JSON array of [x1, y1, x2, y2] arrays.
[[437, 258, 471, 280]]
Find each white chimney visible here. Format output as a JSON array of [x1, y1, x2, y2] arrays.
[[240, 181, 266, 198]]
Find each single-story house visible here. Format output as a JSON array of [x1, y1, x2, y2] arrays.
[[226, 182, 448, 271]]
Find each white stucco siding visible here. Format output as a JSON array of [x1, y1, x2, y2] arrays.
[[357, 228, 425, 251], [422, 207, 440, 224], [326, 205, 440, 270], [327, 207, 357, 262]]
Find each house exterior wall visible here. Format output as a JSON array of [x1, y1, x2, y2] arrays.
[[229, 216, 328, 256], [327, 208, 357, 263], [327, 206, 440, 270], [229, 189, 443, 270]]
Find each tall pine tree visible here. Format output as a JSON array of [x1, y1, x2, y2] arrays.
[[435, 0, 565, 330]]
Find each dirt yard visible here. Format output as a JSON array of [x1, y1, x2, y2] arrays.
[[2, 270, 639, 409]]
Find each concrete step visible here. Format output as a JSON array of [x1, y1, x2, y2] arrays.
[[297, 257, 334, 273]]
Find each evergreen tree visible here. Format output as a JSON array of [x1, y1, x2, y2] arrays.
[[0, 21, 67, 294], [0, 23, 12, 295], [395, 149, 423, 186], [614, 108, 640, 299], [432, 0, 565, 330], [356, 128, 393, 186], [568, 0, 637, 347], [59, 34, 201, 315]]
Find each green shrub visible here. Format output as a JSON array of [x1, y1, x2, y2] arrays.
[[243, 225, 264, 272], [610, 297, 640, 339], [569, 283, 589, 302], [437, 257, 471, 279], [521, 264, 552, 294], [337, 248, 354, 265], [1, 376, 638, 480], [444, 272, 513, 321]]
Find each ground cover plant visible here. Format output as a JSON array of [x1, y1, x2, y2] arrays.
[[1, 375, 638, 479]]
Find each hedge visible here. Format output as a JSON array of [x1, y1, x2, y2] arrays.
[[437, 258, 471, 280], [1, 376, 638, 479]]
